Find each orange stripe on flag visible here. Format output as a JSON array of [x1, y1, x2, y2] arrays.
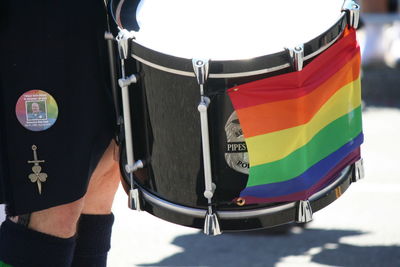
[[237, 53, 361, 138]]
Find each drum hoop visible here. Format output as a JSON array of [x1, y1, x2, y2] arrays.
[[128, 12, 347, 78], [139, 165, 352, 219]]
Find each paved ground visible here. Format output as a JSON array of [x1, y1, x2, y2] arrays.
[[107, 66, 400, 266]]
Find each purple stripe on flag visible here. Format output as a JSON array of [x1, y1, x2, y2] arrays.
[[240, 148, 360, 204], [239, 133, 363, 202]]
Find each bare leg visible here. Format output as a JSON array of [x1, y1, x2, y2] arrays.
[[2, 201, 82, 266], [82, 139, 120, 215], [1, 141, 120, 267], [72, 140, 120, 267], [27, 198, 84, 238], [21, 140, 120, 238]]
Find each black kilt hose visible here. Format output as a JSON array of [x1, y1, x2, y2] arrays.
[[0, 0, 115, 215]]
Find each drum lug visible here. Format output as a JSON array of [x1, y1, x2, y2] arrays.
[[203, 182, 217, 199], [126, 160, 145, 212], [288, 44, 304, 71], [125, 160, 144, 174], [118, 74, 139, 88], [192, 58, 210, 86], [204, 211, 222, 236], [128, 187, 143, 211], [296, 200, 313, 223], [352, 158, 365, 182], [116, 29, 135, 60], [342, 0, 360, 29]]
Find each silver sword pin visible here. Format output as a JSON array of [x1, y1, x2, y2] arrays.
[[27, 145, 48, 195]]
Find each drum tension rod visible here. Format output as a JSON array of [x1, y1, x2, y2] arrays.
[[342, 0, 360, 29], [120, 73, 144, 212], [291, 1, 359, 224], [288, 42, 310, 224], [192, 58, 221, 236], [116, 29, 144, 212], [288, 44, 314, 223]]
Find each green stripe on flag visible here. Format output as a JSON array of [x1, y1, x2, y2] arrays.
[[247, 106, 362, 187]]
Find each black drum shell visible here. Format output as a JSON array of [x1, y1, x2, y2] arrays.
[[112, 1, 355, 231], [122, 59, 288, 210], [118, 56, 356, 231]]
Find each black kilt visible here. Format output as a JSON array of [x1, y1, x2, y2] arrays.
[[0, 0, 115, 215]]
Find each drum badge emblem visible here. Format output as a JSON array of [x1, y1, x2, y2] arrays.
[[27, 145, 48, 195], [224, 111, 249, 174]]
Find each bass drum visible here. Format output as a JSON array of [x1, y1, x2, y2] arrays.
[[110, 0, 363, 232]]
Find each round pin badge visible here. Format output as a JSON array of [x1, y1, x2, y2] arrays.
[[15, 90, 59, 132]]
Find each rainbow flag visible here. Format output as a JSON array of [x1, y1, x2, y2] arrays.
[[227, 29, 363, 204]]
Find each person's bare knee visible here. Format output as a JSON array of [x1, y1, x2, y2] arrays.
[[27, 198, 84, 238], [82, 140, 120, 215], [16, 140, 120, 240]]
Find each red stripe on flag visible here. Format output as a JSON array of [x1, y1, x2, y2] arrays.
[[237, 55, 360, 137], [227, 29, 359, 110]]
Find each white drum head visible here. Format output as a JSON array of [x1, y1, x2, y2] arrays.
[[134, 0, 345, 60]]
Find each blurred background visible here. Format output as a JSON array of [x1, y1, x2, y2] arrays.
[[1, 0, 400, 266]]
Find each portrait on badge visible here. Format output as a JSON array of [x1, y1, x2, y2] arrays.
[[26, 102, 47, 121]]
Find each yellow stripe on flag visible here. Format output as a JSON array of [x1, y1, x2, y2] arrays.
[[246, 78, 361, 167]]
